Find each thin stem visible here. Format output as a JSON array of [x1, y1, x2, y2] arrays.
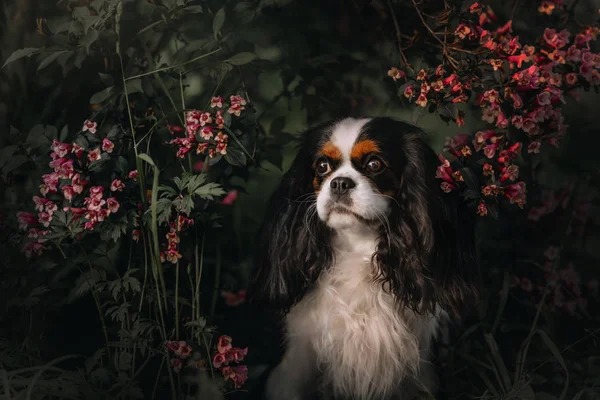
[[77, 243, 112, 363], [194, 231, 206, 341], [386, 0, 412, 71], [125, 48, 222, 81], [208, 243, 221, 324], [175, 261, 180, 339]]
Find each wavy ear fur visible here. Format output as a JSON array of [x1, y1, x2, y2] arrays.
[[370, 118, 479, 315], [247, 121, 336, 314]]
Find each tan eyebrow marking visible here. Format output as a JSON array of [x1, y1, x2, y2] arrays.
[[350, 139, 380, 160], [319, 141, 343, 161]]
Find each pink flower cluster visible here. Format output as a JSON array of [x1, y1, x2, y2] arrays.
[[159, 214, 194, 264], [165, 340, 193, 374], [169, 95, 247, 159], [18, 121, 136, 257], [388, 65, 470, 125], [388, 3, 600, 216], [220, 289, 246, 307], [212, 335, 248, 389], [512, 246, 598, 316]]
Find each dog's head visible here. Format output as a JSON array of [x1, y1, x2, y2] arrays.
[[249, 117, 479, 315]]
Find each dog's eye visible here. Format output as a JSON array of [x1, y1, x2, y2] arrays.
[[316, 158, 331, 176], [365, 157, 384, 173]]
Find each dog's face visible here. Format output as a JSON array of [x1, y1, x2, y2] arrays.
[[312, 118, 399, 230]]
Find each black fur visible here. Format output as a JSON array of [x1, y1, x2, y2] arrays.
[[248, 117, 479, 316]]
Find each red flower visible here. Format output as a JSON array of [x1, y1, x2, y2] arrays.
[[217, 335, 233, 354], [17, 212, 37, 230], [170, 358, 183, 374], [102, 138, 114, 153], [403, 85, 415, 100], [211, 96, 224, 108], [82, 119, 97, 134], [87, 148, 101, 163], [477, 201, 488, 216], [107, 197, 120, 213], [221, 289, 246, 305], [128, 170, 138, 180], [503, 182, 527, 208], [110, 179, 125, 192], [387, 67, 406, 81]]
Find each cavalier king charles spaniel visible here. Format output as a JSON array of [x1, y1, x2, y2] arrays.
[[249, 117, 479, 400]]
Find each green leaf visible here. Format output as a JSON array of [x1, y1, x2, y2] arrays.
[[185, 5, 203, 13], [537, 330, 569, 400], [26, 124, 51, 150], [90, 86, 115, 104], [2, 47, 40, 69], [116, 156, 129, 174], [37, 50, 70, 71], [155, 198, 173, 225], [74, 48, 87, 69], [137, 153, 156, 167], [98, 72, 114, 86], [59, 125, 69, 141], [80, 29, 99, 53], [224, 144, 247, 167], [1, 155, 27, 178], [125, 79, 144, 94], [72, 6, 91, 20], [83, 15, 101, 34], [193, 182, 226, 200], [90, 0, 106, 12], [226, 52, 256, 66], [212, 8, 226, 39]]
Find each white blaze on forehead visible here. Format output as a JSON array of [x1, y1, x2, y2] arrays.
[[329, 118, 371, 162]]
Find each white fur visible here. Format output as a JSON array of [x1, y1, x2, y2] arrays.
[[266, 118, 447, 400]]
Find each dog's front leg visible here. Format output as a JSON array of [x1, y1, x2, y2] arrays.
[[265, 335, 318, 400]]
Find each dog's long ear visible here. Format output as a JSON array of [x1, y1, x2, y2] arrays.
[[247, 123, 334, 314], [373, 121, 479, 315]]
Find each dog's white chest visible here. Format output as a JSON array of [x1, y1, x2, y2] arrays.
[[285, 237, 426, 398]]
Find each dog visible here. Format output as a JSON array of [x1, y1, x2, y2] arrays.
[[248, 117, 478, 399]]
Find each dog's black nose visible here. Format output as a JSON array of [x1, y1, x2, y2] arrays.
[[330, 177, 356, 196]]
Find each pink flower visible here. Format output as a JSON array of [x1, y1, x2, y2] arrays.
[[87, 148, 101, 163], [403, 85, 415, 99], [415, 93, 428, 108], [51, 140, 72, 158], [102, 138, 114, 153], [89, 186, 104, 200], [199, 112, 212, 126], [221, 191, 238, 206], [71, 173, 86, 194], [170, 358, 183, 374], [228, 347, 248, 362], [72, 143, 84, 158], [132, 229, 141, 242], [128, 170, 138, 180], [42, 172, 60, 193], [504, 182, 527, 208], [213, 352, 227, 368], [110, 179, 124, 192], [215, 110, 225, 129], [477, 201, 488, 216], [211, 96, 224, 108], [82, 119, 97, 134], [387, 67, 406, 81], [217, 335, 233, 354], [228, 103, 243, 116], [495, 112, 509, 128], [200, 126, 213, 140], [230, 95, 247, 106], [168, 125, 184, 135], [17, 212, 38, 230], [38, 212, 52, 227], [223, 365, 248, 389], [24, 241, 47, 258], [107, 197, 120, 213], [221, 289, 246, 305], [528, 141, 541, 154]]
